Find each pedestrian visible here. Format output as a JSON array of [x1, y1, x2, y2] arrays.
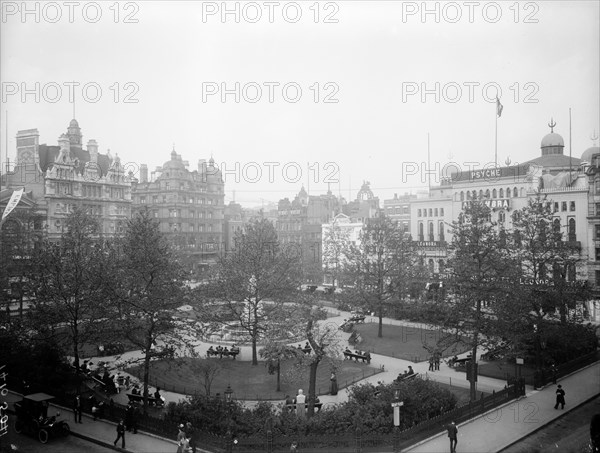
[[73, 394, 82, 423], [551, 363, 558, 384], [554, 384, 566, 410], [330, 371, 338, 396], [114, 419, 126, 448], [429, 356, 434, 371], [435, 353, 441, 371], [185, 421, 196, 453], [125, 404, 134, 431], [131, 404, 139, 434], [177, 424, 186, 452], [447, 421, 458, 453], [295, 389, 306, 418]]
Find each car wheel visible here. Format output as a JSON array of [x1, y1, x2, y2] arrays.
[[61, 422, 70, 436], [14, 420, 24, 434], [38, 428, 49, 443]]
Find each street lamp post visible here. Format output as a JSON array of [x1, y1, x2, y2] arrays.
[[224, 384, 235, 453], [391, 384, 404, 453]]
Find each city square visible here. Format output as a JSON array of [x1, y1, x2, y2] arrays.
[[1, 1, 599, 452]]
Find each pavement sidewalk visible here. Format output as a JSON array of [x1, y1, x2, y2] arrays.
[[5, 391, 211, 453], [404, 361, 600, 453]]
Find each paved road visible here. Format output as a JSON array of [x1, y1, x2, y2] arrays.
[[1, 420, 114, 453], [501, 395, 600, 453]]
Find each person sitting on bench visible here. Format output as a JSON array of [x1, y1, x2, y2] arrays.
[[207, 346, 215, 354], [407, 366, 415, 376]]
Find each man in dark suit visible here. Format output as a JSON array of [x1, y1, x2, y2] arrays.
[[554, 385, 566, 409]]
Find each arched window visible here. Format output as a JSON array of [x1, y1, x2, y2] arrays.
[[553, 218, 561, 241], [485, 189, 490, 198], [439, 221, 445, 241], [498, 211, 505, 223], [472, 190, 477, 200], [466, 191, 471, 200], [429, 208, 433, 217], [479, 190, 484, 199], [513, 187, 518, 197], [419, 222, 424, 241], [568, 218, 576, 241], [434, 208, 438, 217], [499, 188, 504, 198], [492, 189, 497, 198], [418, 209, 421, 217], [428, 222, 435, 241], [460, 191, 465, 201], [506, 187, 511, 198]]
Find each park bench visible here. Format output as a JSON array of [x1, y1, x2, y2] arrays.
[[343, 351, 371, 364], [286, 402, 323, 412], [396, 373, 419, 382], [448, 356, 472, 368], [206, 348, 240, 359], [126, 393, 164, 407], [349, 315, 366, 323]]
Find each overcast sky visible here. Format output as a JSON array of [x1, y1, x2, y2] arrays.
[[1, 0, 599, 207]]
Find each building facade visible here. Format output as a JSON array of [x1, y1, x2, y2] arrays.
[[131, 151, 224, 273], [2, 119, 131, 239]]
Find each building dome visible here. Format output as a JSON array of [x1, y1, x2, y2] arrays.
[[541, 132, 564, 148], [69, 119, 79, 127], [581, 146, 600, 163]]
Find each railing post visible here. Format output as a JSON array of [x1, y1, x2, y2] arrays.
[[354, 426, 362, 453]]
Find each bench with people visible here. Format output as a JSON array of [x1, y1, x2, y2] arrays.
[[127, 386, 165, 407], [395, 366, 418, 382], [296, 342, 312, 354], [285, 395, 323, 412], [343, 348, 371, 364], [447, 354, 472, 368], [206, 345, 240, 359], [349, 314, 366, 323]]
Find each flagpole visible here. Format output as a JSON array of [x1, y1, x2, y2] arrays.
[[495, 103, 498, 167]]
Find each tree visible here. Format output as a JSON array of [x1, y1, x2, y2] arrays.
[[28, 207, 111, 372], [322, 218, 351, 289], [207, 218, 302, 365], [344, 213, 404, 337], [259, 342, 303, 392], [111, 209, 188, 413], [506, 195, 590, 367], [442, 201, 517, 401]]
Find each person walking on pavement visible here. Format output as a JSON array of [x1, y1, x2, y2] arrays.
[[330, 371, 338, 395], [434, 352, 441, 371], [73, 394, 82, 423], [447, 421, 458, 453], [114, 419, 126, 448], [429, 356, 434, 372], [554, 384, 566, 409], [185, 421, 197, 453], [177, 424, 186, 453]]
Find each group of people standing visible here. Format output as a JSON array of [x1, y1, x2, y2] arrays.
[[176, 421, 197, 453], [428, 353, 441, 371]]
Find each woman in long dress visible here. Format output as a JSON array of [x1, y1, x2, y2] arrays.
[[330, 371, 338, 395]]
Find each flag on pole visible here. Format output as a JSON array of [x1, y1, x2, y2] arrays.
[[496, 97, 504, 118], [2, 188, 24, 220]]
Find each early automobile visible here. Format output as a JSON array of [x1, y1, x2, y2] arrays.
[[14, 393, 70, 443]]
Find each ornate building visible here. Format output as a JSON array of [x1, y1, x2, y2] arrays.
[[131, 150, 224, 273], [2, 119, 131, 239]]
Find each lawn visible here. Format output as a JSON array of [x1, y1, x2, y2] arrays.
[[126, 357, 381, 401], [354, 323, 470, 362]]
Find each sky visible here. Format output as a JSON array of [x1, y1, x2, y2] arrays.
[[1, 0, 599, 207]]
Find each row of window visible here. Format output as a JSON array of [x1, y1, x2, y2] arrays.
[[386, 205, 410, 215], [138, 195, 219, 205], [417, 208, 445, 218], [161, 181, 221, 193], [417, 221, 446, 242], [168, 223, 214, 233], [458, 187, 522, 201], [167, 209, 214, 219]]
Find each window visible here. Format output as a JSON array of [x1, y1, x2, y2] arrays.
[[596, 248, 600, 261], [460, 191, 464, 201], [562, 202, 567, 212], [498, 211, 505, 223], [403, 206, 409, 214], [568, 218, 576, 241], [506, 187, 511, 198], [439, 221, 445, 241], [493, 189, 497, 198], [428, 222, 434, 241], [162, 196, 167, 203], [570, 201, 575, 212], [466, 191, 471, 200], [165, 182, 170, 190], [440, 208, 444, 216], [568, 263, 576, 282], [554, 202, 559, 212], [553, 218, 561, 240], [140, 196, 146, 204], [429, 208, 433, 217], [434, 208, 438, 217], [596, 270, 600, 285], [479, 190, 484, 199], [418, 222, 424, 241], [418, 209, 422, 217], [485, 189, 490, 198], [513, 187, 518, 197], [499, 188, 504, 198], [153, 196, 158, 203], [595, 224, 600, 240]]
